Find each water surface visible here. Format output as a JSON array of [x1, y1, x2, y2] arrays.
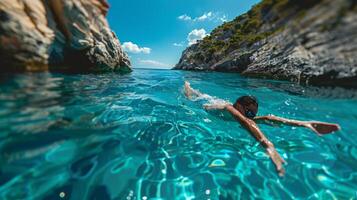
[[0, 69, 356, 199]]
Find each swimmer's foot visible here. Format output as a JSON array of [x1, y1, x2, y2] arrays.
[[184, 81, 193, 98]]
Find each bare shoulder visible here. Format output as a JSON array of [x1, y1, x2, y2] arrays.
[[225, 104, 250, 123], [225, 105, 241, 116]]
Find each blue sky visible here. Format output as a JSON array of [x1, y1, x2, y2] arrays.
[[107, 0, 261, 69]]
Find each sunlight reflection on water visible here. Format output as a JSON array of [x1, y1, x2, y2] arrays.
[[0, 69, 356, 199]]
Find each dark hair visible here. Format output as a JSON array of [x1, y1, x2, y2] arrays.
[[233, 95, 258, 118]]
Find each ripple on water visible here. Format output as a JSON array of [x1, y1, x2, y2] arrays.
[[0, 69, 356, 199]]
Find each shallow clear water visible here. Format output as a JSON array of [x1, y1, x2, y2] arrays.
[[0, 69, 357, 200]]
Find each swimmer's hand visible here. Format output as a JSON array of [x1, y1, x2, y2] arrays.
[[267, 146, 286, 177], [261, 139, 286, 177], [303, 121, 340, 135]]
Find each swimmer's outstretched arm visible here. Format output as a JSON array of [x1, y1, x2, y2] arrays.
[[225, 105, 286, 176], [254, 115, 340, 135]]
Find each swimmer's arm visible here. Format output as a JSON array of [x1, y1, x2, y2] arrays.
[[225, 105, 286, 176], [255, 115, 306, 126], [254, 115, 340, 135]]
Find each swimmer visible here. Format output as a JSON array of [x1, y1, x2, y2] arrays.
[[184, 81, 340, 176]]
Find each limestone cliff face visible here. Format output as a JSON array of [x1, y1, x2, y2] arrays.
[[175, 0, 357, 87], [0, 0, 130, 72]]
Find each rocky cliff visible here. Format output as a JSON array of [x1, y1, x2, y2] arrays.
[[0, 0, 130, 72], [174, 0, 357, 87]]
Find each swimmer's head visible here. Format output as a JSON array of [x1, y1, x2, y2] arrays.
[[233, 96, 258, 119]]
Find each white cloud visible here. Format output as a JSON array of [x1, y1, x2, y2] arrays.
[[173, 42, 184, 47], [178, 12, 227, 23], [122, 42, 151, 54], [178, 14, 192, 21], [138, 59, 171, 68], [196, 12, 213, 21], [187, 29, 208, 46], [220, 15, 228, 22]]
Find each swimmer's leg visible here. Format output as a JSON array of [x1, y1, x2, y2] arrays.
[[184, 81, 193, 98], [184, 81, 230, 109], [184, 81, 202, 99]]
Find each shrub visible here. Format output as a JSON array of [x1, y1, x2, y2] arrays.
[[193, 0, 298, 56]]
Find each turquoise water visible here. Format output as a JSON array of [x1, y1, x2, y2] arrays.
[[0, 68, 357, 200]]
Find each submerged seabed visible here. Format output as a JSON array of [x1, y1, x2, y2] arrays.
[[0, 69, 356, 200]]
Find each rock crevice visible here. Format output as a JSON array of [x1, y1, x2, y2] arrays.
[[0, 0, 130, 72]]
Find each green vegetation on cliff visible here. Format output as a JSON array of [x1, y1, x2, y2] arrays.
[[194, 0, 322, 59], [176, 0, 357, 87]]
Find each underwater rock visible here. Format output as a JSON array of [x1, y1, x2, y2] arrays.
[[0, 0, 131, 72], [175, 0, 357, 87]]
